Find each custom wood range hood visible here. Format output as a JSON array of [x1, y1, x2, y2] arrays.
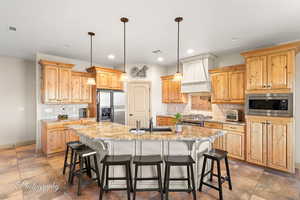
[[180, 53, 216, 93]]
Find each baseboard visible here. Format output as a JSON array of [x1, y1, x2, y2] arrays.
[[0, 140, 36, 150], [296, 163, 300, 170]]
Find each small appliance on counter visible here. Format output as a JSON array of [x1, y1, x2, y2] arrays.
[[79, 108, 89, 118], [225, 110, 242, 122], [57, 114, 68, 120]]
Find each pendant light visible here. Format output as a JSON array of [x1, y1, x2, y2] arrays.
[[120, 17, 129, 81], [87, 32, 96, 85], [173, 17, 183, 81]]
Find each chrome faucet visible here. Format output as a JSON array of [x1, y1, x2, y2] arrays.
[[149, 118, 153, 132]]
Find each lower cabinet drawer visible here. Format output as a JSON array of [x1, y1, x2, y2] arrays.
[[204, 122, 223, 129], [223, 124, 245, 132]]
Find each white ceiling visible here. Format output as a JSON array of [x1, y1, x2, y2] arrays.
[[1, 0, 300, 67]]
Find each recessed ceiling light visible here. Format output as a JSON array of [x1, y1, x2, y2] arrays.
[[63, 44, 71, 48], [187, 49, 195, 54], [107, 54, 115, 60], [157, 57, 164, 62], [8, 26, 16, 31]]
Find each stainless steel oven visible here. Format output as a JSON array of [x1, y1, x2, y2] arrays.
[[246, 93, 293, 117]]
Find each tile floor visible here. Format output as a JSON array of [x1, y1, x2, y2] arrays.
[[0, 144, 300, 200]]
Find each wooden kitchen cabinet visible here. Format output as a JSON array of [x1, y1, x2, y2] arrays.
[[209, 64, 245, 104], [161, 75, 187, 104], [47, 128, 66, 154], [42, 119, 95, 156], [88, 66, 123, 90], [71, 72, 93, 103], [241, 41, 300, 93], [246, 115, 294, 173], [156, 116, 175, 126], [223, 124, 245, 160], [40, 60, 74, 104]]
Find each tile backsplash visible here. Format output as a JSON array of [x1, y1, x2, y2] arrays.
[[166, 94, 244, 120], [40, 104, 88, 119]]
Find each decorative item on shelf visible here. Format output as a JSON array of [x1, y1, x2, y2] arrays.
[[173, 113, 183, 133], [87, 32, 96, 85], [130, 65, 149, 78], [173, 17, 183, 82], [120, 17, 129, 82], [57, 114, 68, 120]]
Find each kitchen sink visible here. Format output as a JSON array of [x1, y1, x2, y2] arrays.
[[129, 127, 172, 132]]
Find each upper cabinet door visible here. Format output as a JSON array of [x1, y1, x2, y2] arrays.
[[71, 74, 81, 103], [246, 56, 267, 91], [267, 51, 293, 90], [43, 66, 59, 103], [162, 79, 170, 103], [211, 72, 229, 102], [59, 67, 72, 102], [97, 71, 111, 89], [81, 76, 92, 103], [267, 118, 293, 173], [228, 71, 245, 103]]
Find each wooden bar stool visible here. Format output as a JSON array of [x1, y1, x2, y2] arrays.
[[164, 155, 196, 200], [199, 149, 232, 200], [69, 146, 101, 196], [62, 141, 85, 183], [132, 155, 163, 200], [99, 155, 133, 200]]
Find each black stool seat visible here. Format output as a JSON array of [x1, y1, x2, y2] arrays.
[[133, 155, 163, 165], [101, 155, 132, 164], [100, 155, 133, 200], [164, 155, 196, 200], [70, 146, 101, 196], [132, 155, 163, 200], [164, 155, 195, 165], [204, 149, 228, 160], [199, 149, 232, 200], [68, 141, 85, 149], [63, 141, 85, 183]]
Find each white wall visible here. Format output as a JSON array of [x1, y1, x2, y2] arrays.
[[215, 53, 244, 67], [115, 64, 168, 125], [0, 56, 36, 146]]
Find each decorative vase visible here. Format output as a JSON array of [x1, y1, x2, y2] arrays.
[[175, 124, 183, 133]]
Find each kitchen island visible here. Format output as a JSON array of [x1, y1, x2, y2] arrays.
[[69, 122, 225, 188]]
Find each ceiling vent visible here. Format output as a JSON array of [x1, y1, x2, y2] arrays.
[[8, 26, 17, 31], [152, 50, 162, 54]]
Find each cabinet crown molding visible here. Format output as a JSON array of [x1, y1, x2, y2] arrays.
[[209, 64, 245, 74], [241, 41, 300, 58], [87, 66, 123, 74], [39, 59, 74, 68]]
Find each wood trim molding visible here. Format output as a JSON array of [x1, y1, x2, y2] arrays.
[[209, 64, 245, 74], [241, 41, 300, 58], [161, 75, 174, 80], [0, 140, 36, 150], [39, 60, 74, 68], [87, 66, 123, 74], [71, 71, 94, 77]]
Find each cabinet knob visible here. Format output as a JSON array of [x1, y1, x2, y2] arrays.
[[129, 114, 133, 116]]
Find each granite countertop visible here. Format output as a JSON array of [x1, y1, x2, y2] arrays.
[[41, 117, 96, 124], [68, 122, 224, 141], [204, 119, 246, 126], [156, 114, 175, 118]]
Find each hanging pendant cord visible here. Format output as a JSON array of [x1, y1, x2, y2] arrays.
[[90, 34, 93, 67], [177, 20, 180, 73], [123, 21, 126, 73]]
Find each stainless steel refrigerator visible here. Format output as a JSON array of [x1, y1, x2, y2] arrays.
[[96, 90, 126, 124]]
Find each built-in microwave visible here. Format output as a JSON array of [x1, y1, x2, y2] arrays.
[[245, 93, 293, 117]]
